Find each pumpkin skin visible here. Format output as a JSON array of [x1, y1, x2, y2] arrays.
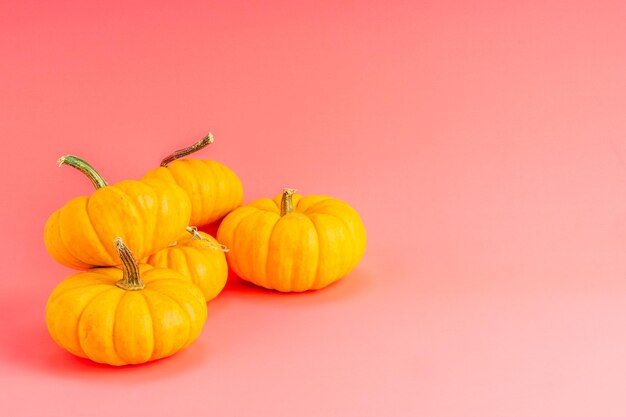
[[216, 189, 366, 292], [146, 228, 228, 301], [46, 240, 207, 366], [143, 134, 243, 226], [43, 157, 192, 270]]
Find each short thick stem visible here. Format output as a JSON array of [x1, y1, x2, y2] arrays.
[[160, 133, 214, 167], [58, 155, 108, 189], [280, 188, 297, 216], [114, 237, 144, 290]]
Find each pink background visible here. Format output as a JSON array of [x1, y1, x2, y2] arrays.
[[2, 0, 626, 415]]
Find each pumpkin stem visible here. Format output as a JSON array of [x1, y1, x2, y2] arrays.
[[280, 188, 297, 216], [160, 133, 214, 167], [185, 226, 230, 252], [58, 155, 108, 189], [114, 237, 144, 290]]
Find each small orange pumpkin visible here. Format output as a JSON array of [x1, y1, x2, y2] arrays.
[[146, 227, 229, 301], [143, 133, 244, 226], [44, 156, 192, 269], [217, 188, 367, 292], [46, 238, 207, 366]]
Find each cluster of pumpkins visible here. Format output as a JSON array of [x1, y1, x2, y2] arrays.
[[43, 134, 367, 366]]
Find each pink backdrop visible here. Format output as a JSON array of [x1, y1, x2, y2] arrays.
[[2, 0, 626, 415]]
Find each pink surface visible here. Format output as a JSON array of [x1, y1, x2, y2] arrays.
[[2, 0, 626, 415]]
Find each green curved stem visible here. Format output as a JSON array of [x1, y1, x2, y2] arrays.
[[280, 188, 297, 216], [185, 226, 230, 252], [114, 237, 144, 290], [58, 155, 108, 189], [160, 133, 214, 167], [186, 226, 204, 240]]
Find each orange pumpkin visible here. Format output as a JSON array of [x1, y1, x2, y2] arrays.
[[44, 156, 191, 269], [143, 133, 243, 226], [217, 188, 366, 292], [46, 238, 207, 366], [146, 227, 229, 301]]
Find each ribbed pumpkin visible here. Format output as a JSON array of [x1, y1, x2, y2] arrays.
[[44, 156, 191, 270], [46, 238, 207, 366], [146, 227, 229, 301], [217, 188, 367, 292], [143, 133, 243, 227]]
